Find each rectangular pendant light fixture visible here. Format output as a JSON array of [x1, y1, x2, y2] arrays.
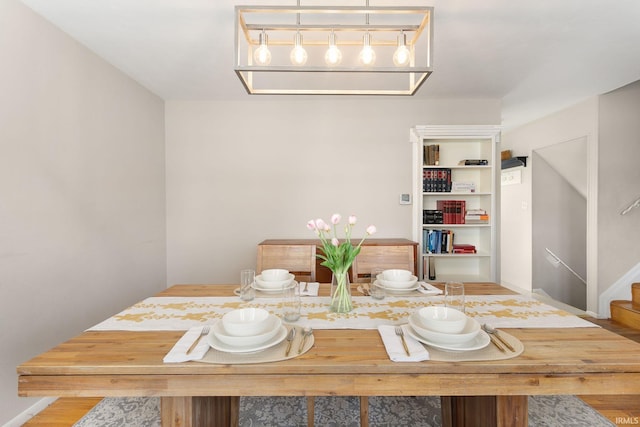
[[234, 3, 433, 95]]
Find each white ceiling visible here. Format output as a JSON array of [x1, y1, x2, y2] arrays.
[[18, 0, 640, 128]]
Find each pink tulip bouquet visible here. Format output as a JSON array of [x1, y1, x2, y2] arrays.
[[307, 214, 376, 312]]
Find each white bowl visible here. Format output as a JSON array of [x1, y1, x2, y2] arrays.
[[213, 315, 282, 347], [409, 312, 480, 344], [382, 269, 412, 282], [417, 306, 467, 334], [260, 269, 290, 281], [222, 307, 271, 337], [376, 274, 418, 289], [255, 273, 295, 289]]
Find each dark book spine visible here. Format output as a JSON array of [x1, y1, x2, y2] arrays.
[[464, 159, 488, 165], [428, 257, 436, 280]]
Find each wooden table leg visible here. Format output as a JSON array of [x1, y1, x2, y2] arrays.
[[496, 395, 528, 427], [161, 396, 240, 427], [359, 396, 369, 427], [440, 396, 527, 427], [307, 397, 315, 426]]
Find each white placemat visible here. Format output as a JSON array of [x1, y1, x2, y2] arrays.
[[197, 325, 315, 364], [378, 325, 524, 363]]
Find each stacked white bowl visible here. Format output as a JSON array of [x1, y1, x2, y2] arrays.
[[408, 306, 480, 345], [376, 269, 418, 290], [212, 307, 282, 347], [255, 269, 295, 290]]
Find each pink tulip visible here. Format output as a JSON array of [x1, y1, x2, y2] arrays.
[[307, 214, 377, 276]]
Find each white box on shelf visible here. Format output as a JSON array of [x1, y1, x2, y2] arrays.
[[452, 182, 476, 193]]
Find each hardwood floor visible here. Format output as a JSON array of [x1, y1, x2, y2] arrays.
[[21, 397, 102, 426], [21, 318, 640, 426]]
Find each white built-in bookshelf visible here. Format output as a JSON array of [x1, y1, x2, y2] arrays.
[[410, 125, 501, 282]]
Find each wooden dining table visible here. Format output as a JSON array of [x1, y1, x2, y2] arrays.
[[17, 283, 640, 427]]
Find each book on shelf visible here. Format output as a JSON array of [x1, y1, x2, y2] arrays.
[[464, 208, 489, 224], [436, 200, 466, 224], [465, 219, 489, 224], [451, 181, 476, 193], [465, 216, 489, 224], [422, 228, 454, 254], [458, 159, 489, 166], [452, 243, 477, 254], [423, 209, 443, 224], [425, 256, 436, 280], [423, 144, 440, 166], [422, 168, 452, 192]]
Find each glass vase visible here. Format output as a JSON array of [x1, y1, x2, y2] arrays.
[[330, 270, 353, 313]]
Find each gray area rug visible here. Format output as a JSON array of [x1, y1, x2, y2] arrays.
[[73, 395, 614, 427]]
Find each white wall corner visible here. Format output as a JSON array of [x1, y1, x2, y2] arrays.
[[598, 262, 640, 318]]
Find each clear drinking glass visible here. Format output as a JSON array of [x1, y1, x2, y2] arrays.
[[370, 268, 386, 300], [444, 281, 465, 313], [282, 282, 301, 322], [240, 269, 256, 301]]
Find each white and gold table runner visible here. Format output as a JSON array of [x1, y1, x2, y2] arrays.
[[89, 295, 597, 331]]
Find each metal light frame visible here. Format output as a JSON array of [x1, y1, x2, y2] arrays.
[[235, 4, 433, 95]]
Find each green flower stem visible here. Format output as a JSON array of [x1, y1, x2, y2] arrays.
[[330, 270, 353, 313], [308, 215, 375, 314]]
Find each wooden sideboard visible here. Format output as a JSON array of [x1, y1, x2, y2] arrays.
[[257, 239, 418, 283]]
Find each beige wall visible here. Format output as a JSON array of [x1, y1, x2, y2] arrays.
[[165, 98, 501, 284], [502, 80, 640, 316], [598, 80, 640, 290], [2, 0, 637, 422], [500, 98, 599, 299], [532, 151, 587, 309], [0, 0, 166, 422]]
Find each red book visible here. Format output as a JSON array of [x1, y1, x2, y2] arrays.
[[453, 243, 476, 254], [442, 200, 466, 224], [458, 200, 466, 224]]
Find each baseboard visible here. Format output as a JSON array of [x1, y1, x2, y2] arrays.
[[598, 262, 640, 318], [499, 280, 529, 295], [585, 310, 599, 319], [2, 397, 57, 427], [531, 288, 588, 316]]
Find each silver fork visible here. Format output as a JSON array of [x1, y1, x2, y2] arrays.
[[395, 326, 410, 356], [186, 325, 210, 354]]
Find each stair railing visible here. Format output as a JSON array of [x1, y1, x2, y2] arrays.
[[620, 196, 640, 216], [544, 247, 587, 285]]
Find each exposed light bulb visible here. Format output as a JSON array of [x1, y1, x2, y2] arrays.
[[393, 32, 411, 67], [359, 46, 375, 66], [290, 32, 308, 66], [253, 31, 271, 66], [358, 33, 376, 66], [290, 46, 307, 65], [324, 31, 342, 66]]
